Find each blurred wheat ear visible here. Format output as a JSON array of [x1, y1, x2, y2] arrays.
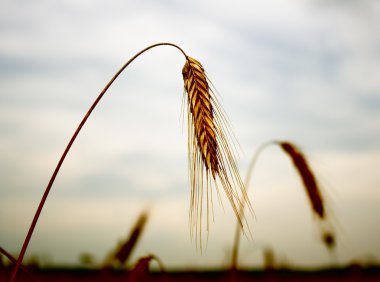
[[114, 210, 148, 265], [273, 141, 337, 245], [279, 141, 336, 250], [278, 142, 327, 219], [182, 56, 252, 246], [231, 140, 335, 270], [102, 209, 149, 269]]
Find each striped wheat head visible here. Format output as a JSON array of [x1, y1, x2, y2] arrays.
[[278, 141, 336, 251], [182, 56, 252, 246], [279, 142, 325, 219]]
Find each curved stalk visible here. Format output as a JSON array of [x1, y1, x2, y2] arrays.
[[230, 141, 275, 270], [230, 139, 331, 269], [10, 43, 187, 282]]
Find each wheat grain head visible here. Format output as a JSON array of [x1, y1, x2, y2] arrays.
[[279, 142, 325, 219], [182, 56, 252, 246]]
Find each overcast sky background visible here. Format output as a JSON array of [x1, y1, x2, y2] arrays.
[[1, 0, 379, 270]]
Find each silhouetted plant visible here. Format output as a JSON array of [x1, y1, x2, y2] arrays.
[[10, 43, 251, 281]]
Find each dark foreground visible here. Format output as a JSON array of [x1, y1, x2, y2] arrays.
[[1, 266, 380, 282]]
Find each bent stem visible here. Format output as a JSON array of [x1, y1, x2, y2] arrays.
[[10, 43, 187, 282], [230, 140, 331, 270], [230, 141, 275, 270]]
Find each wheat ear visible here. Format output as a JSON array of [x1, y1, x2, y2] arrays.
[[231, 141, 274, 270], [182, 56, 252, 246], [231, 140, 333, 269], [103, 210, 149, 267], [279, 142, 324, 218], [279, 142, 337, 250], [280, 142, 336, 250]]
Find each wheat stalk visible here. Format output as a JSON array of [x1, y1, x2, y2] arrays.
[[10, 43, 251, 281], [0, 247, 39, 282], [231, 140, 333, 270], [230, 141, 273, 270], [182, 56, 252, 246], [279, 143, 337, 249]]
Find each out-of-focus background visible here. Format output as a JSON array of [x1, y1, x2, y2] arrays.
[[0, 0, 379, 270]]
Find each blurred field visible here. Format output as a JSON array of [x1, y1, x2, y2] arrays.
[[2, 266, 380, 282]]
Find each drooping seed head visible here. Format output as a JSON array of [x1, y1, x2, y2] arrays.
[[279, 142, 325, 219], [182, 56, 252, 246], [182, 57, 218, 177]]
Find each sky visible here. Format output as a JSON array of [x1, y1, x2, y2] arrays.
[[1, 0, 380, 270]]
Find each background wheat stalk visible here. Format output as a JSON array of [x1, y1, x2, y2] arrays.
[[231, 140, 334, 270], [0, 247, 39, 282], [10, 43, 251, 281], [102, 209, 149, 268]]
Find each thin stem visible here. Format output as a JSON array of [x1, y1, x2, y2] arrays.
[[10, 42, 187, 282], [0, 247, 39, 282], [230, 141, 276, 270]]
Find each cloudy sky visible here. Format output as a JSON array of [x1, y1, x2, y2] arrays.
[[1, 0, 379, 269]]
